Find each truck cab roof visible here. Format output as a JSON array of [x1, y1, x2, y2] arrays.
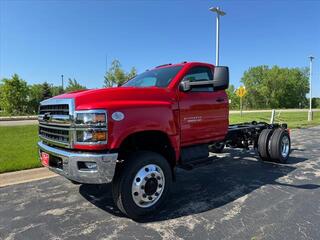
[[153, 61, 215, 70]]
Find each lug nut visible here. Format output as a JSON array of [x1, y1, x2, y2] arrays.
[[157, 176, 161, 180], [151, 173, 155, 177], [159, 184, 162, 188], [143, 194, 147, 198], [148, 196, 152, 200], [134, 192, 139, 196], [141, 185, 144, 189], [136, 177, 141, 182], [155, 192, 159, 196], [145, 168, 149, 172]]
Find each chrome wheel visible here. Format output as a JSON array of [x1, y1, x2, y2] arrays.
[[131, 164, 165, 208], [281, 135, 290, 158]]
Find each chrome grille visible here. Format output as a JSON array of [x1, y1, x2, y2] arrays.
[[39, 124, 70, 144], [38, 98, 108, 148], [38, 98, 74, 148], [39, 104, 69, 115]]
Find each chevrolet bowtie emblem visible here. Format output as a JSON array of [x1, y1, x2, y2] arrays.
[[43, 112, 51, 121]]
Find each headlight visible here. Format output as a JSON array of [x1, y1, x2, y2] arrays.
[[75, 111, 106, 126], [76, 129, 107, 143], [74, 110, 108, 145]]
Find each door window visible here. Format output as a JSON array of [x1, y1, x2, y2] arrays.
[[184, 67, 214, 92]]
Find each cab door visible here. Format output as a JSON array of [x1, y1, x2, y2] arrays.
[[178, 66, 228, 146]]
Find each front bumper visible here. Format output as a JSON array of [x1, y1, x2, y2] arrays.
[[38, 141, 118, 184]]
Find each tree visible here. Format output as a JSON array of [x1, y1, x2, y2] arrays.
[[226, 84, 239, 110], [0, 74, 29, 115], [127, 67, 137, 80], [240, 66, 270, 109], [0, 83, 3, 112], [104, 59, 137, 87], [28, 82, 57, 114], [28, 84, 45, 114], [241, 66, 309, 109], [51, 86, 64, 96], [65, 78, 86, 92], [42, 82, 53, 99], [312, 97, 320, 108]]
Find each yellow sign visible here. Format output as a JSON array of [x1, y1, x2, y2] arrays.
[[236, 86, 247, 98]]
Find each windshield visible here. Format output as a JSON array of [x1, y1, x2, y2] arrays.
[[123, 66, 183, 87]]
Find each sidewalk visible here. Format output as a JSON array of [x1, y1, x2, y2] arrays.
[[0, 167, 57, 187]]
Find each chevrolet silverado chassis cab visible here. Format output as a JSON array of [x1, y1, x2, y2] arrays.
[[38, 62, 291, 219]]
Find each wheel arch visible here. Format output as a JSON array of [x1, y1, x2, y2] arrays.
[[117, 130, 178, 168]]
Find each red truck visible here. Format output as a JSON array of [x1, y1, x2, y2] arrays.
[[38, 62, 291, 219]]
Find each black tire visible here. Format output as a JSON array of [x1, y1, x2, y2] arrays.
[[258, 129, 273, 161], [70, 180, 81, 185], [269, 128, 291, 163], [112, 151, 172, 219], [209, 142, 225, 153], [111, 163, 123, 211]]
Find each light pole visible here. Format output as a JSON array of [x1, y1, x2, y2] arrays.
[[308, 56, 314, 121], [209, 6, 226, 66], [61, 74, 64, 91]]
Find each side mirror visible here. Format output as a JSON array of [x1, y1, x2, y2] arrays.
[[179, 79, 191, 92], [213, 66, 229, 90]]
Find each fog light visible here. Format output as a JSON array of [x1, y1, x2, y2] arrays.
[[84, 162, 97, 170], [78, 161, 97, 171]]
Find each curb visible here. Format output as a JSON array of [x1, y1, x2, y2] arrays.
[[0, 120, 38, 126], [0, 167, 58, 188], [0, 116, 37, 121]]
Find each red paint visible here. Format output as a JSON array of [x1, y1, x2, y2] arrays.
[[40, 152, 50, 167], [287, 128, 291, 136], [178, 90, 228, 146], [54, 62, 229, 162]]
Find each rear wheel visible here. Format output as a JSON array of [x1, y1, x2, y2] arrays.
[[269, 129, 291, 163], [258, 129, 273, 161], [112, 151, 172, 219]]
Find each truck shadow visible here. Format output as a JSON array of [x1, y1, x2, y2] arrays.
[[79, 148, 316, 222]]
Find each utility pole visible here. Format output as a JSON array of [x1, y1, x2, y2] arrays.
[[308, 56, 314, 121], [209, 6, 226, 66]]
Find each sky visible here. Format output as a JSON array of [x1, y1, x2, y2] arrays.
[[0, 0, 319, 96]]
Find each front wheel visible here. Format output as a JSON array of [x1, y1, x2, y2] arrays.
[[112, 151, 172, 219]]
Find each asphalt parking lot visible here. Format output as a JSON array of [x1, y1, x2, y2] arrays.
[[0, 127, 320, 240]]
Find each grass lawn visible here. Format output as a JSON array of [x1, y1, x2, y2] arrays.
[[0, 125, 40, 173], [0, 110, 320, 173], [230, 111, 320, 129]]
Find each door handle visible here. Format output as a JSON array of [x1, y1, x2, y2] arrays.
[[216, 98, 225, 102]]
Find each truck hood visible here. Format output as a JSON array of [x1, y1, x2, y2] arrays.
[[54, 87, 174, 110]]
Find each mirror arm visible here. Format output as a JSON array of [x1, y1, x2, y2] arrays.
[[189, 80, 214, 86]]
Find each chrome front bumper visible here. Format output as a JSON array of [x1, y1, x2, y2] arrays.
[[38, 141, 118, 184]]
